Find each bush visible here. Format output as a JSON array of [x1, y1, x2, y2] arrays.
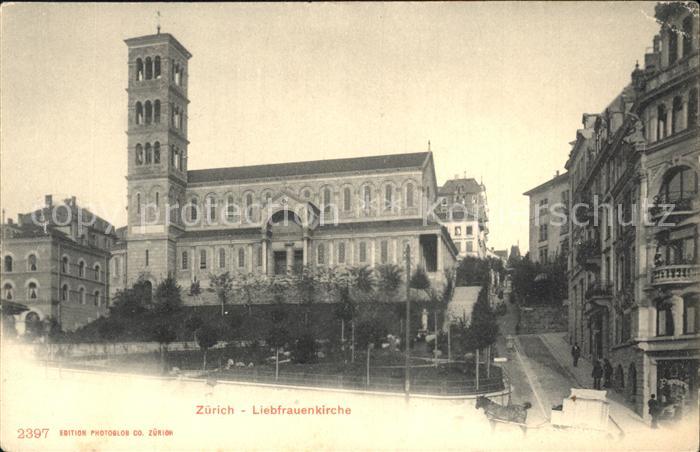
[[294, 333, 318, 363]]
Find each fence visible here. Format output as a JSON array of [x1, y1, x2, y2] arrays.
[[210, 367, 504, 396]]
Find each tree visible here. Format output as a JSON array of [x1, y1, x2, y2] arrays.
[[98, 319, 124, 342], [153, 322, 177, 373], [455, 256, 491, 287], [347, 266, 376, 362], [350, 266, 376, 297], [296, 266, 317, 326], [185, 316, 203, 342], [376, 264, 403, 299], [355, 317, 388, 387], [267, 326, 290, 380], [110, 278, 152, 317], [410, 266, 432, 298], [294, 332, 317, 364], [196, 324, 219, 371], [334, 285, 356, 362], [154, 275, 183, 315], [209, 272, 234, 316]]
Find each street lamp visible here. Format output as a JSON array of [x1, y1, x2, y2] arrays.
[[493, 356, 511, 405], [404, 244, 411, 397]]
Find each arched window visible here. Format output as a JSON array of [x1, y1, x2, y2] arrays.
[[682, 16, 693, 57], [668, 26, 678, 65], [154, 100, 161, 124], [245, 193, 253, 209], [627, 364, 637, 401], [78, 260, 85, 278], [238, 248, 245, 268], [136, 58, 144, 81], [155, 191, 160, 207], [688, 88, 698, 128], [135, 144, 144, 165], [660, 166, 698, 204], [28, 254, 37, 271], [174, 63, 181, 85], [384, 185, 393, 211], [154, 56, 161, 79], [136, 193, 142, 216], [200, 249, 207, 269], [94, 264, 101, 281], [207, 196, 217, 222], [178, 107, 184, 129], [135, 102, 144, 125], [61, 284, 69, 301], [145, 143, 152, 164], [406, 183, 415, 207], [317, 243, 325, 265], [3, 255, 12, 272], [323, 187, 332, 207], [227, 196, 236, 222], [3, 283, 14, 300], [219, 248, 226, 268], [79, 287, 86, 305], [145, 100, 152, 125], [363, 186, 372, 211], [672, 96, 683, 133], [145, 56, 153, 80], [181, 251, 189, 270], [263, 191, 272, 206], [153, 142, 160, 164], [657, 104, 668, 140], [343, 187, 352, 212], [94, 290, 101, 307], [190, 198, 198, 221], [61, 256, 69, 274], [27, 282, 38, 300]]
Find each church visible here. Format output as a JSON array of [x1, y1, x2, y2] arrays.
[[110, 32, 458, 305]]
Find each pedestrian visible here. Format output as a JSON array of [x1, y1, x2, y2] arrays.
[[648, 394, 660, 428], [603, 358, 613, 388], [571, 343, 581, 368], [592, 360, 603, 390]]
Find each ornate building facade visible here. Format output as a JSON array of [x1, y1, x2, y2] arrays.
[[436, 177, 489, 259], [523, 171, 570, 264], [112, 32, 458, 305], [566, 3, 698, 418], [1, 196, 115, 332]]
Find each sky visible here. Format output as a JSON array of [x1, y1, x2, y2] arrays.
[[1, 2, 661, 252]]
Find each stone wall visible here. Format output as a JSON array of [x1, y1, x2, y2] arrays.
[[516, 304, 568, 334]]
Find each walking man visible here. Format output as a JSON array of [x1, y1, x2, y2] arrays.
[[592, 360, 603, 390], [571, 343, 581, 367], [648, 394, 660, 428], [603, 358, 613, 388]]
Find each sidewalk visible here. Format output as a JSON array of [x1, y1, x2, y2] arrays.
[[538, 332, 649, 434]]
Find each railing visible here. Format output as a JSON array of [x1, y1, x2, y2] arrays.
[[209, 367, 504, 396], [649, 197, 697, 220], [585, 282, 613, 300], [651, 264, 700, 286]]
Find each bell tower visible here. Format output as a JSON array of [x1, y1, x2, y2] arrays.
[[124, 32, 192, 284]]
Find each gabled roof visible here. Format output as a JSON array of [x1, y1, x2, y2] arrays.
[[522, 172, 569, 196], [187, 152, 430, 184], [439, 178, 482, 195]]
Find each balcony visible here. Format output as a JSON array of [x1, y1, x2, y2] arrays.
[[648, 197, 698, 225], [575, 237, 601, 270], [585, 282, 613, 300], [651, 264, 700, 286]]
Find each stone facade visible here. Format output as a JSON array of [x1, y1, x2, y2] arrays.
[[436, 178, 489, 259], [1, 196, 114, 332], [523, 172, 571, 264], [564, 4, 699, 419], [113, 33, 459, 304]]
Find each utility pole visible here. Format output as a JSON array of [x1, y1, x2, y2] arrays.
[[404, 244, 411, 396]]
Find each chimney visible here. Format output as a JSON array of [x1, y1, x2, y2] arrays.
[[45, 194, 53, 207], [556, 170, 560, 177]]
